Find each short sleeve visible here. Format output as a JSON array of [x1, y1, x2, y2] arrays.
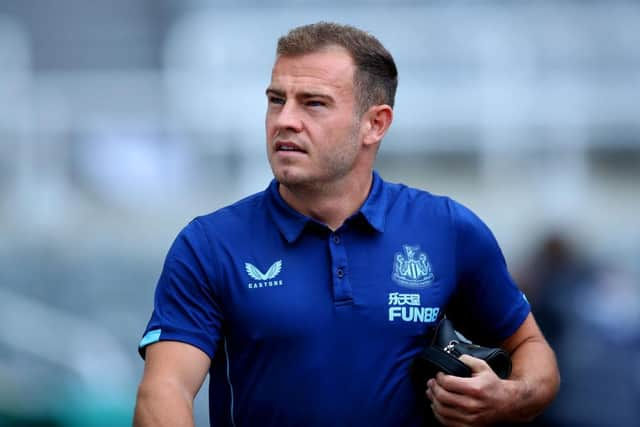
[[446, 201, 530, 345], [138, 219, 223, 359]]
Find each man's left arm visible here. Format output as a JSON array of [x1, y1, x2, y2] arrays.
[[426, 313, 560, 426]]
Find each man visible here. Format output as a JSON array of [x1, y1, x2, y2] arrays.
[[134, 22, 559, 427]]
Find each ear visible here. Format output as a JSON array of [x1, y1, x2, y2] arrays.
[[361, 104, 393, 147]]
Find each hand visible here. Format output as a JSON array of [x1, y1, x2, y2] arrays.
[[425, 355, 512, 427]]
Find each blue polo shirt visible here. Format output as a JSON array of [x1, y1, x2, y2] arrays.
[[139, 171, 530, 427]]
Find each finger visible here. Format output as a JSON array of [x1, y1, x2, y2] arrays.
[[432, 401, 474, 426], [426, 378, 435, 390], [434, 372, 470, 394], [458, 354, 491, 374], [430, 374, 482, 411], [425, 378, 436, 401], [431, 406, 448, 426], [435, 371, 487, 395], [431, 402, 471, 427]]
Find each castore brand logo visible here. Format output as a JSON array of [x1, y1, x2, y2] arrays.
[[245, 260, 284, 289]]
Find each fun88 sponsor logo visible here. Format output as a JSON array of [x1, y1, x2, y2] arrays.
[[388, 292, 439, 323]]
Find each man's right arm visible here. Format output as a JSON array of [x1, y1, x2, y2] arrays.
[[133, 341, 211, 427]]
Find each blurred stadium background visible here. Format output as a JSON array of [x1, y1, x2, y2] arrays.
[[0, 1, 638, 426]]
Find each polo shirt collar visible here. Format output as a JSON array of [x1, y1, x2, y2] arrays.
[[266, 170, 388, 243], [359, 170, 386, 232], [266, 180, 311, 243]]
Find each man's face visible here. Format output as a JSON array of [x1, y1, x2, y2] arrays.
[[265, 47, 363, 188]]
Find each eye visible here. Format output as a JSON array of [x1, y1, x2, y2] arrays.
[[268, 96, 285, 105], [306, 100, 326, 107]]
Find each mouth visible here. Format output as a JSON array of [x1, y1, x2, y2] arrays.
[[274, 141, 306, 154]]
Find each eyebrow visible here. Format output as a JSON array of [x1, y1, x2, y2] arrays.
[[265, 88, 285, 97], [265, 87, 334, 102]]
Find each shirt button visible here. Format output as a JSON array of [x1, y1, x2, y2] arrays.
[[332, 234, 341, 244], [337, 267, 345, 278]]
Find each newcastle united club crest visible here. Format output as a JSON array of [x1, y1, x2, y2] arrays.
[[392, 244, 435, 288]]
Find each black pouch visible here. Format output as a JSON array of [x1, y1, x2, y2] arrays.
[[412, 318, 512, 382]]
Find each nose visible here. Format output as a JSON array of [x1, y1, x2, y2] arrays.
[[271, 101, 303, 133]]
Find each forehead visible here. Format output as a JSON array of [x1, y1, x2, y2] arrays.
[[269, 47, 356, 94]]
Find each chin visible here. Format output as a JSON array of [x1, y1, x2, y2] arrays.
[[272, 168, 312, 187], [270, 165, 292, 183], [275, 172, 304, 186]]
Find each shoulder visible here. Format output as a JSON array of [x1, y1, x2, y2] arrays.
[[163, 189, 271, 279], [379, 177, 494, 245], [384, 178, 468, 220], [167, 189, 270, 259]]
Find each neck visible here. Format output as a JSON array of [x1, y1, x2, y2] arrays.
[[278, 172, 373, 231]]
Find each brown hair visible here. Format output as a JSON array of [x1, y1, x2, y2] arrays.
[[276, 22, 398, 115]]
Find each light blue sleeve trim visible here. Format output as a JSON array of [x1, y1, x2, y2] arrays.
[[139, 329, 162, 348]]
